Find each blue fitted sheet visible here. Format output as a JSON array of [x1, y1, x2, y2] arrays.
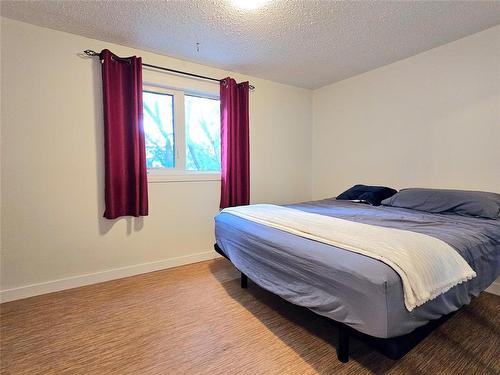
[[215, 199, 499, 338]]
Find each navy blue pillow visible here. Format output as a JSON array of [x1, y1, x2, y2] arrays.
[[336, 184, 398, 206]]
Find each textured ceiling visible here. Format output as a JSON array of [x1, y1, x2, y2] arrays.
[[2, 0, 500, 89]]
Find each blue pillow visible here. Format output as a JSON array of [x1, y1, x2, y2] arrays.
[[336, 184, 398, 206], [381, 188, 500, 219]]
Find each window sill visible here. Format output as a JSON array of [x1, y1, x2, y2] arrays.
[[147, 172, 221, 183]]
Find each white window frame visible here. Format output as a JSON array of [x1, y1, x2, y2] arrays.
[[143, 84, 221, 183]]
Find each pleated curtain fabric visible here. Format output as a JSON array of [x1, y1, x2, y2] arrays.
[[219, 78, 250, 209], [100, 49, 148, 219]]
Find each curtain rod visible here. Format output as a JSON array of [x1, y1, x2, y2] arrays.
[[83, 50, 255, 91]]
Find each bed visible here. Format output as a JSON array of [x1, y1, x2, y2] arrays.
[[214, 197, 499, 362]]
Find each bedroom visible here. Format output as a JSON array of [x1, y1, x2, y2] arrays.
[[0, 1, 499, 374]]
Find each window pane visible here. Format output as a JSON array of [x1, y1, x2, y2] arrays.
[[185, 95, 221, 171], [143, 91, 175, 168]]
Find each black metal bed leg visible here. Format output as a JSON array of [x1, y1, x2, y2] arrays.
[[240, 273, 248, 289], [337, 325, 350, 363]]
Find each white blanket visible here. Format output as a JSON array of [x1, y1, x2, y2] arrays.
[[222, 204, 476, 311]]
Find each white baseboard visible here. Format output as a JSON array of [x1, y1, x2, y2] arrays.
[[0, 250, 221, 303], [485, 280, 500, 296], [3, 252, 496, 303]]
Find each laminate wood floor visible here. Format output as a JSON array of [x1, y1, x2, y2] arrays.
[[1, 258, 499, 374]]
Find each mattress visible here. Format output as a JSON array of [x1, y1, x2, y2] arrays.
[[214, 199, 499, 338]]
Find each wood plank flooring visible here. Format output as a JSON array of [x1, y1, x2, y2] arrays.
[[1, 258, 499, 374]]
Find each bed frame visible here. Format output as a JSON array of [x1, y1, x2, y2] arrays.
[[214, 243, 454, 363]]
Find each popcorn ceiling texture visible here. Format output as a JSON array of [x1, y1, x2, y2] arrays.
[[1, 0, 499, 89]]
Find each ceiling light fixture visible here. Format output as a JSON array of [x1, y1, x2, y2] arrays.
[[230, 0, 269, 10]]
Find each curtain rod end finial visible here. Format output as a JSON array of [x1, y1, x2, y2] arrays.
[[84, 49, 100, 57]]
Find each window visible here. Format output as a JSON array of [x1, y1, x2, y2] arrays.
[[143, 91, 175, 169], [185, 95, 221, 172], [142, 87, 221, 181]]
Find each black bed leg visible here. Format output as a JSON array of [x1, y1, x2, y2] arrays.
[[337, 325, 350, 363], [240, 273, 248, 289]]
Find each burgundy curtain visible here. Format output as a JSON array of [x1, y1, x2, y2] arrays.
[[220, 78, 250, 209], [100, 49, 148, 219]]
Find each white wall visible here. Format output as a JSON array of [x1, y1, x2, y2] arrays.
[[2, 18, 499, 302], [0, 18, 312, 300], [312, 26, 500, 198], [311, 26, 500, 296]]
